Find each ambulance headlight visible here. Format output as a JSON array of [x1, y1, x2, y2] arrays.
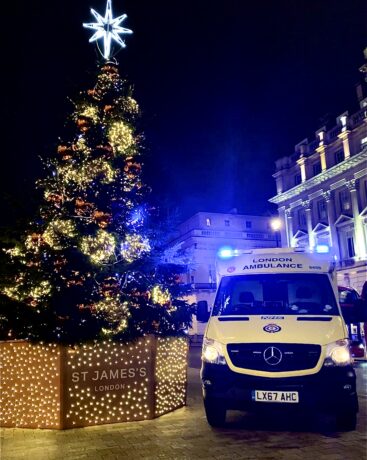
[[202, 338, 226, 365], [324, 339, 352, 366]]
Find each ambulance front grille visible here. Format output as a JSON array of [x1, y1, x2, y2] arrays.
[[227, 343, 321, 372]]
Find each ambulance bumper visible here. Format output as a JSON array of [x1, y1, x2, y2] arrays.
[[201, 362, 358, 413]]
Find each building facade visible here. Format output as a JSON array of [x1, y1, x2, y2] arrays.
[[269, 100, 367, 292], [167, 211, 277, 310]]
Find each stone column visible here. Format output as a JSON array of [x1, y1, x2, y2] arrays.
[[323, 190, 339, 256], [296, 155, 307, 183], [316, 129, 327, 171], [274, 171, 284, 195], [285, 208, 294, 247], [303, 200, 315, 250], [316, 145, 327, 171], [337, 118, 351, 160], [347, 179, 367, 257], [278, 206, 287, 247]]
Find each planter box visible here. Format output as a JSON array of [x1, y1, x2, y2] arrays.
[[0, 336, 188, 429]]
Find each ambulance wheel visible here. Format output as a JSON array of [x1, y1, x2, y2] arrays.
[[204, 398, 226, 427], [336, 410, 357, 431]]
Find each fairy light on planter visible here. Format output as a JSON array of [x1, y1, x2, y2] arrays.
[[155, 337, 188, 416], [0, 342, 61, 428], [65, 339, 152, 426], [0, 336, 188, 429]]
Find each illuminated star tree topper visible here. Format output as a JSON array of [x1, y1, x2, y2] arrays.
[[83, 0, 133, 60]]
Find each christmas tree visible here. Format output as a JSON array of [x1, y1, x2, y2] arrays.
[[1, 1, 192, 343]]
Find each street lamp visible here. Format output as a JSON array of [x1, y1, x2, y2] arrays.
[[270, 218, 282, 248]]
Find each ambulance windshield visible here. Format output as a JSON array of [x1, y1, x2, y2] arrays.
[[212, 273, 338, 316]]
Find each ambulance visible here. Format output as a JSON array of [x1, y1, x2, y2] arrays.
[[196, 248, 365, 430]]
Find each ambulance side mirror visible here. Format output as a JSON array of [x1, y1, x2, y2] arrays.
[[196, 300, 210, 322]]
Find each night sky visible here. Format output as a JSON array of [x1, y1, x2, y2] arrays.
[[1, 0, 366, 227]]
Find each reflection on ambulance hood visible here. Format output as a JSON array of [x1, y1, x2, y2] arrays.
[[206, 315, 347, 346]]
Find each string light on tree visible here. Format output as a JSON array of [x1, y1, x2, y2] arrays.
[[80, 230, 116, 264], [94, 296, 130, 336], [43, 220, 77, 250], [108, 121, 135, 155], [151, 285, 171, 306], [24, 234, 43, 253], [0, 0, 192, 430], [1, 0, 191, 347], [76, 105, 100, 124], [120, 234, 150, 263]]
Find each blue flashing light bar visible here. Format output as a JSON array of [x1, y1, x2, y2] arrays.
[[218, 246, 239, 259]]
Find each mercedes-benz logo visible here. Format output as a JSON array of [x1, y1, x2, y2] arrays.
[[263, 346, 283, 365]]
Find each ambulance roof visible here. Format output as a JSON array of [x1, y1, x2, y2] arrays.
[[216, 248, 333, 277]]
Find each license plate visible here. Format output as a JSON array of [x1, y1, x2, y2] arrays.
[[253, 390, 299, 403]]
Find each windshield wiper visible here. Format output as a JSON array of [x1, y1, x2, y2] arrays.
[[218, 316, 250, 321], [297, 317, 333, 321]]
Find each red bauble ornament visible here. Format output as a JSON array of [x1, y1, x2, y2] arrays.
[[57, 145, 73, 160], [75, 199, 94, 217], [93, 210, 112, 228], [76, 117, 90, 132]]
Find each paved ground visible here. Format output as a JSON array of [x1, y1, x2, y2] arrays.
[[1, 347, 366, 460]]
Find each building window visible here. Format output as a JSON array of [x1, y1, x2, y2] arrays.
[[313, 162, 322, 176], [206, 218, 211, 227], [347, 236, 355, 258], [298, 209, 307, 228], [335, 150, 344, 165], [294, 174, 302, 186], [245, 221, 252, 229], [339, 189, 351, 212], [224, 220, 230, 227], [338, 228, 356, 261], [361, 136, 367, 148], [194, 243, 198, 249], [317, 200, 327, 221]]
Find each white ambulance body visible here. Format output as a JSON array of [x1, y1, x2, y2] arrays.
[[199, 248, 359, 429]]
